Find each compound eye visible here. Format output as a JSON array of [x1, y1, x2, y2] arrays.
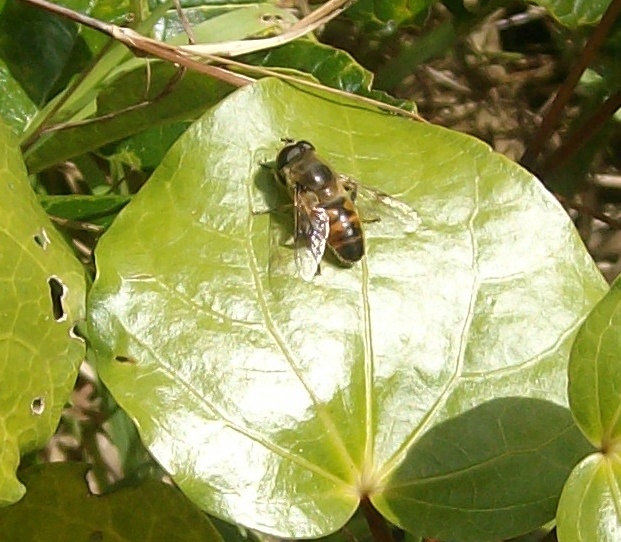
[[297, 141, 315, 152], [276, 144, 300, 171], [276, 141, 316, 171]]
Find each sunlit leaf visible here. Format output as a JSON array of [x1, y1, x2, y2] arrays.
[[0, 59, 37, 133], [87, 78, 606, 539], [557, 274, 621, 541], [557, 453, 621, 541], [0, 121, 85, 504]]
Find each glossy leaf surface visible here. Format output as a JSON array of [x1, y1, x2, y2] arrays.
[[569, 274, 621, 445], [0, 463, 237, 541], [0, 59, 37, 133], [245, 40, 415, 111], [557, 454, 621, 541], [557, 274, 621, 541], [0, 121, 85, 504], [88, 78, 606, 539]]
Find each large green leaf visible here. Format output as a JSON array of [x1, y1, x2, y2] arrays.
[[0, 121, 86, 504], [0, 463, 242, 541], [87, 78, 606, 539], [557, 274, 621, 541]]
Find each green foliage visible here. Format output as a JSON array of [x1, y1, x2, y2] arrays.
[[0, 121, 86, 504], [557, 275, 621, 540], [87, 78, 605, 539], [0, 463, 238, 541], [531, 0, 613, 27], [0, 0, 620, 540]]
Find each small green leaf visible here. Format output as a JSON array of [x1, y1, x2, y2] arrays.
[[569, 274, 621, 445], [0, 0, 87, 105], [557, 453, 621, 541], [0, 121, 86, 504], [558, 273, 621, 541], [245, 40, 415, 110], [87, 78, 606, 539], [0, 463, 236, 541], [344, 0, 431, 31], [166, 3, 299, 44], [531, 0, 612, 27]]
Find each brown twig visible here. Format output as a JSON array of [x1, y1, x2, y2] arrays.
[[521, 0, 621, 168], [360, 497, 394, 542], [19, 0, 254, 87], [555, 192, 621, 230], [538, 88, 621, 175]]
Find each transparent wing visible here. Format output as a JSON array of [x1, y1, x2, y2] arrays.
[[294, 190, 329, 281], [339, 175, 420, 234]]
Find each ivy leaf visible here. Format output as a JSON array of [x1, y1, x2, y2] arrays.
[[0, 120, 85, 504], [87, 78, 606, 539]]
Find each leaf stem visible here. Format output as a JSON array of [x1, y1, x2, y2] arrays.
[[360, 497, 394, 542]]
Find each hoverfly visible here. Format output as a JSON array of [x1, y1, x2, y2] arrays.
[[274, 140, 372, 281]]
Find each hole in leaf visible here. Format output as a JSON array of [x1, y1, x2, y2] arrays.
[[48, 276, 66, 321], [31, 397, 45, 415], [33, 228, 50, 249], [115, 355, 136, 364], [260, 13, 283, 23], [88, 531, 103, 542], [70, 323, 86, 343]]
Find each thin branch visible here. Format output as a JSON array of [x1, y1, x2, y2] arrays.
[[521, 0, 621, 168], [20, 0, 423, 126], [198, 53, 427, 121], [538, 88, 621, 175], [360, 497, 394, 542], [19, 0, 254, 87], [555, 192, 621, 230]]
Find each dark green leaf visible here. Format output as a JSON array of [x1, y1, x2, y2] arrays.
[[0, 120, 86, 504], [24, 63, 233, 173], [245, 40, 415, 110], [0, 463, 236, 542], [375, 398, 593, 540], [0, 0, 89, 105], [38, 194, 130, 227], [87, 78, 606, 539]]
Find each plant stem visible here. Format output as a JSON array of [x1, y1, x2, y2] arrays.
[[521, 0, 621, 168], [360, 497, 395, 542]]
